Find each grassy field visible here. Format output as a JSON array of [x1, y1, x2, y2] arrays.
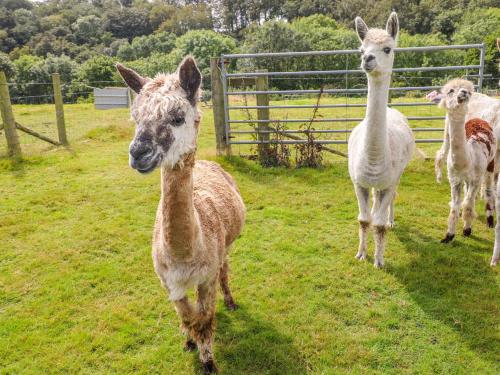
[[1, 103, 499, 374]]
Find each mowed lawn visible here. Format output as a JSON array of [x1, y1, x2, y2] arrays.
[[0, 103, 499, 374]]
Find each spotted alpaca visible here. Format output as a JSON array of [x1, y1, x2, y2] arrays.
[[117, 57, 246, 373], [438, 79, 496, 246]]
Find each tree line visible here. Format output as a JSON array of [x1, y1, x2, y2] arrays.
[[0, 0, 499, 100]]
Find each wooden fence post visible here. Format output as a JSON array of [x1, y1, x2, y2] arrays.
[[0, 71, 22, 159], [52, 73, 68, 145], [210, 58, 230, 156], [255, 71, 270, 164]]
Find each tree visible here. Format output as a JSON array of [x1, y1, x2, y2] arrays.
[[104, 7, 152, 40], [174, 29, 237, 88], [117, 31, 176, 61], [158, 3, 213, 36], [0, 51, 17, 79], [44, 53, 77, 83], [11, 8, 38, 45], [72, 15, 103, 45]]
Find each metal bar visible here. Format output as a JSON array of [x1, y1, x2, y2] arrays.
[[478, 43, 486, 93], [228, 102, 436, 110], [227, 139, 444, 145], [222, 44, 484, 59], [229, 116, 445, 123], [226, 65, 481, 78], [226, 85, 479, 95], [220, 58, 231, 149], [229, 127, 445, 134]]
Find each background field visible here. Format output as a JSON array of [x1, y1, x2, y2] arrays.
[[0, 103, 499, 374]]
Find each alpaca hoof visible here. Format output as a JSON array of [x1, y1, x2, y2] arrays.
[[387, 221, 395, 229], [225, 301, 238, 311], [355, 252, 366, 261], [441, 233, 455, 243], [491, 257, 498, 266], [374, 259, 384, 268], [184, 339, 197, 352], [463, 228, 472, 237], [202, 359, 218, 374], [487, 216, 494, 228]]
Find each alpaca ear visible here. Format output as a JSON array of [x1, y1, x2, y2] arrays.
[[355, 17, 369, 42], [386, 12, 399, 40], [116, 63, 148, 94], [426, 90, 444, 105], [178, 56, 201, 103]]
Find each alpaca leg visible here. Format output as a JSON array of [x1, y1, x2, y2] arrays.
[[354, 184, 371, 261], [484, 171, 495, 228], [372, 188, 394, 268], [492, 177, 500, 266], [219, 258, 238, 311], [462, 181, 479, 236], [174, 297, 197, 352], [442, 182, 462, 243], [193, 281, 218, 374], [387, 190, 396, 228]]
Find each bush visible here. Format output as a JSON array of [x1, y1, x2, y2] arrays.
[[12, 54, 50, 99], [75, 54, 116, 87]]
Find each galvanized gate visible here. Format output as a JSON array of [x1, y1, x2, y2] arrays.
[[218, 44, 486, 152]]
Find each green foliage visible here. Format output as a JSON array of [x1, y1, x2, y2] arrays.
[[11, 8, 38, 45], [292, 14, 339, 33], [71, 15, 103, 45], [157, 3, 213, 36], [116, 32, 176, 61], [104, 7, 152, 40], [126, 52, 178, 78], [453, 8, 500, 44], [75, 54, 116, 87], [44, 53, 77, 83], [175, 29, 237, 88], [0, 51, 16, 79]]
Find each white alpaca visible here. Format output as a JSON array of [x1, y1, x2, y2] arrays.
[[348, 12, 415, 268], [438, 79, 496, 250]]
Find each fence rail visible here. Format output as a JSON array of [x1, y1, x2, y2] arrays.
[[211, 44, 488, 159]]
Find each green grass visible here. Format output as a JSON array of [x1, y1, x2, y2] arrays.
[[0, 103, 499, 374]]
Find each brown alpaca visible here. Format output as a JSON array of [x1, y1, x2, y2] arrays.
[[116, 57, 246, 374]]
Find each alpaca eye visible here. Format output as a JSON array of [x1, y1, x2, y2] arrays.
[[383, 47, 391, 54], [448, 89, 455, 95], [172, 117, 184, 126], [359, 48, 365, 55]]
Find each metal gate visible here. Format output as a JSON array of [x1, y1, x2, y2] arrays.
[[219, 44, 486, 150]]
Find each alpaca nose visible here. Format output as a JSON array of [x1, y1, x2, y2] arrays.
[[129, 142, 154, 161], [364, 54, 375, 63]]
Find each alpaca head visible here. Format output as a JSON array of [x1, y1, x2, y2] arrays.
[[439, 78, 475, 112], [355, 12, 399, 76], [117, 57, 201, 173]]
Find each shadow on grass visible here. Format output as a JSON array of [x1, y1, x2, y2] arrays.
[[390, 223, 499, 363], [191, 304, 308, 375]]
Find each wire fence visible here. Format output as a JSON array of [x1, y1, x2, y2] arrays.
[[0, 78, 130, 157]]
